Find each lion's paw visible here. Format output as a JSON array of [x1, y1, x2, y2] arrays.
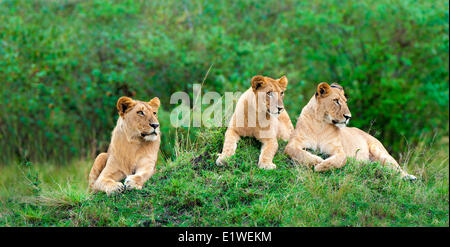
[[314, 162, 331, 172], [216, 154, 227, 166], [305, 156, 324, 168], [105, 182, 126, 195], [259, 162, 277, 170], [401, 174, 417, 181], [311, 156, 324, 166], [124, 176, 143, 190]]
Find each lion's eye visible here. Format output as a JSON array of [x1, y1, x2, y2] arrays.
[[280, 91, 284, 96], [334, 99, 340, 105], [137, 111, 144, 116], [267, 91, 273, 97], [153, 112, 157, 116]]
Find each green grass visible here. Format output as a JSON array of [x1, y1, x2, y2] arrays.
[[0, 129, 448, 226]]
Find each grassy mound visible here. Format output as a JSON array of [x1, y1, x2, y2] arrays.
[[0, 129, 448, 226]]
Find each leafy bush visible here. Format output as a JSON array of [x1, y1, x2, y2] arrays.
[[0, 0, 448, 163]]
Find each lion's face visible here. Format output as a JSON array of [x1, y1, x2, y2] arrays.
[[315, 82, 351, 128], [117, 96, 161, 142], [251, 75, 288, 116]]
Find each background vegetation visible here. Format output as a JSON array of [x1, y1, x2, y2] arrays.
[[0, 0, 448, 162], [0, 0, 448, 226]]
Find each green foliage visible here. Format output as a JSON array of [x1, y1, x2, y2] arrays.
[[1, 128, 448, 226], [0, 0, 448, 163], [22, 161, 41, 194]]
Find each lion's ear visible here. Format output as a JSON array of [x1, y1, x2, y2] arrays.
[[117, 96, 136, 117], [148, 97, 160, 111], [330, 83, 343, 91], [316, 82, 331, 98], [251, 75, 266, 91], [278, 75, 288, 89]]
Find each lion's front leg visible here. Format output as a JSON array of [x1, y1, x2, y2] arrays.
[[314, 144, 347, 172], [124, 157, 157, 190], [284, 138, 324, 167], [93, 162, 126, 195], [216, 128, 241, 165], [258, 138, 278, 170]]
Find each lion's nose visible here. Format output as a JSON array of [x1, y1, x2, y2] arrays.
[[343, 114, 352, 120], [277, 107, 284, 112], [150, 123, 159, 129]]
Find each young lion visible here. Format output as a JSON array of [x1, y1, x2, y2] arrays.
[[284, 82, 416, 180], [216, 75, 294, 169], [89, 96, 161, 194]]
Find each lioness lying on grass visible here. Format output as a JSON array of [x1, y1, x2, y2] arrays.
[[89, 96, 161, 194], [216, 75, 294, 169], [285, 82, 417, 180]]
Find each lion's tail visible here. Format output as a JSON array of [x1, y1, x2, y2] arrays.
[[88, 152, 108, 189]]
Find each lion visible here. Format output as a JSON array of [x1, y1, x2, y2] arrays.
[[88, 96, 161, 194], [216, 75, 294, 169], [284, 82, 417, 180]]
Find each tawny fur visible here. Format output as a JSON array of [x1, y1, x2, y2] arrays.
[[284, 82, 416, 180], [88, 96, 162, 195], [217, 75, 294, 169]]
